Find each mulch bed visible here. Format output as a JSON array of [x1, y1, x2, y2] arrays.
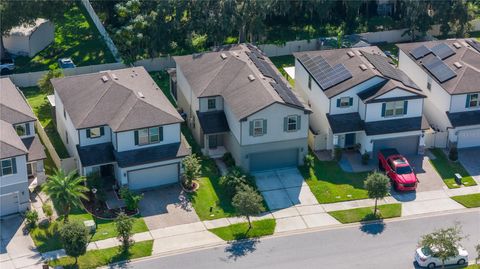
[[82, 192, 137, 220]]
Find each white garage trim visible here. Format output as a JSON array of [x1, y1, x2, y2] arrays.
[[457, 128, 480, 148], [127, 163, 179, 191], [372, 135, 420, 156], [0, 192, 20, 217]]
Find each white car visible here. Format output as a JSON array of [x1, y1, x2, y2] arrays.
[[415, 246, 468, 268]]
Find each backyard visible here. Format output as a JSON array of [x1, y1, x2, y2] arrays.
[[13, 3, 115, 73], [270, 55, 295, 86], [428, 149, 477, 188]]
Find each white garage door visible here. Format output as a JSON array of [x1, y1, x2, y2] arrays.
[[457, 128, 480, 148], [0, 193, 19, 216], [128, 163, 179, 190]]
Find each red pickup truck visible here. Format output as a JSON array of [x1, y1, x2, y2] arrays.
[[378, 148, 418, 191]]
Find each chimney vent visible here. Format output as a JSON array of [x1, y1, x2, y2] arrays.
[[112, 73, 118, 80], [101, 75, 109, 82], [220, 53, 228, 60], [453, 62, 463, 69], [248, 74, 255, 81], [347, 51, 355, 58], [359, 64, 368, 71], [138, 92, 145, 98], [453, 42, 462, 49]]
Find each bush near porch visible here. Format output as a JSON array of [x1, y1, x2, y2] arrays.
[[428, 148, 477, 189]]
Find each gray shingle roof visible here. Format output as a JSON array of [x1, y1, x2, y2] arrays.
[[196, 111, 230, 134], [0, 78, 36, 125], [0, 120, 27, 159], [326, 113, 364, 134], [364, 116, 429, 135], [51, 67, 183, 132], [22, 135, 46, 162], [397, 39, 480, 95], [76, 143, 115, 167], [174, 44, 309, 120], [446, 110, 480, 127]]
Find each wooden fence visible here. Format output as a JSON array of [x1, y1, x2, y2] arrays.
[[35, 121, 76, 172]]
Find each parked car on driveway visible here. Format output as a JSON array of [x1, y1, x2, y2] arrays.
[[0, 57, 15, 74], [378, 148, 418, 191], [415, 246, 468, 268], [58, 58, 76, 69]]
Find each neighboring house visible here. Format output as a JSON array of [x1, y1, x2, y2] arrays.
[[2, 18, 54, 57], [0, 78, 46, 216], [398, 39, 480, 149], [51, 67, 190, 191], [173, 44, 311, 172], [294, 46, 428, 157]]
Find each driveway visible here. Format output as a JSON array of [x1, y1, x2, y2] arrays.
[[138, 185, 200, 230], [458, 147, 480, 184], [253, 168, 318, 210]]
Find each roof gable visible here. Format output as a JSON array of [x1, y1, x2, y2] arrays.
[[0, 78, 36, 125]]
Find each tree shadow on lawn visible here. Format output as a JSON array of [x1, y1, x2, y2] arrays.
[[223, 238, 260, 261], [359, 215, 386, 236]]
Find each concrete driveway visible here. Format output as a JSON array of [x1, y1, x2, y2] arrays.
[[458, 147, 480, 184], [254, 168, 318, 210], [138, 185, 200, 230]]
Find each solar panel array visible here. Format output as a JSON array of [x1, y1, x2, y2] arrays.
[[410, 45, 431, 59], [466, 39, 480, 53], [430, 43, 455, 60], [246, 45, 304, 108], [297, 54, 352, 90], [361, 52, 419, 90], [422, 56, 457, 83]]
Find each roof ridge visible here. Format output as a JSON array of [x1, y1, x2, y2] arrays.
[[198, 55, 236, 96], [0, 103, 36, 122], [110, 91, 138, 130]]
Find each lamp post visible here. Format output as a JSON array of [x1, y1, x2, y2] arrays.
[[91, 188, 98, 229]]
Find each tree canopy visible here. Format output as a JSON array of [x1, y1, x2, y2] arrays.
[[419, 223, 466, 268], [59, 221, 89, 265], [364, 172, 390, 215]]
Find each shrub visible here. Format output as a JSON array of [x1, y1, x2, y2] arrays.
[[119, 188, 143, 211], [182, 154, 201, 189], [115, 212, 135, 252], [222, 152, 236, 168], [25, 210, 39, 229], [42, 204, 53, 221], [361, 152, 370, 165], [59, 221, 89, 265], [449, 147, 458, 161], [304, 154, 315, 170], [219, 167, 253, 199], [38, 68, 64, 94]]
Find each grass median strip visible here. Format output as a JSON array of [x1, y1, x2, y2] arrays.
[[328, 204, 402, 224], [49, 240, 153, 269], [428, 149, 477, 188], [209, 219, 276, 241], [451, 193, 480, 208]]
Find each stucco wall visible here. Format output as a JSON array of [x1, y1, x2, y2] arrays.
[[115, 123, 181, 152]]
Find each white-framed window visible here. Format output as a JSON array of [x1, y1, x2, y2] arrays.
[[136, 126, 163, 145], [339, 97, 352, 108], [467, 93, 479, 108], [252, 119, 265, 136], [285, 115, 300, 132], [207, 98, 216, 110], [88, 127, 102, 138], [0, 158, 15, 176], [308, 75, 312, 90], [15, 123, 29, 136], [384, 101, 405, 117]]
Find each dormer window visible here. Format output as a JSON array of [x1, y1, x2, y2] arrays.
[[135, 126, 163, 145], [87, 127, 104, 138], [207, 98, 216, 110], [466, 93, 479, 108], [15, 123, 30, 136], [337, 97, 353, 108], [383, 101, 407, 117]]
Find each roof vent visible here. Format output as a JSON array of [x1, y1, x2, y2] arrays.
[[359, 64, 368, 71], [453, 62, 463, 69], [347, 51, 355, 58], [101, 75, 109, 82], [453, 42, 462, 49], [248, 74, 255, 81], [233, 51, 239, 57], [138, 92, 144, 98], [111, 73, 118, 80], [220, 53, 228, 60]]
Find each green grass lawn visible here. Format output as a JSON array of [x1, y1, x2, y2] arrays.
[[299, 155, 370, 203], [49, 240, 153, 269], [451, 193, 480, 208], [270, 55, 295, 86], [21, 87, 70, 158], [467, 265, 480, 268], [329, 204, 402, 224], [31, 208, 148, 252], [14, 4, 115, 73], [149, 71, 177, 106], [209, 219, 276, 241], [428, 149, 477, 188]]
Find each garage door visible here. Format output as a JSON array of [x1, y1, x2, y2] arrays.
[[457, 128, 480, 148], [0, 193, 19, 216], [128, 163, 179, 190], [373, 135, 419, 156], [250, 148, 298, 172]]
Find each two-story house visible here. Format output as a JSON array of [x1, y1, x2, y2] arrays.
[[398, 39, 480, 149], [51, 67, 190, 191], [1, 78, 46, 216], [294, 47, 428, 157], [173, 44, 311, 172]]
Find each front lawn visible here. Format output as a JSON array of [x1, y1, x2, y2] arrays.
[[451, 193, 480, 208], [209, 219, 276, 241], [429, 149, 477, 188], [299, 155, 369, 203], [49, 240, 153, 269], [328, 204, 402, 224], [14, 3, 115, 73], [31, 208, 148, 252], [21, 87, 70, 159]]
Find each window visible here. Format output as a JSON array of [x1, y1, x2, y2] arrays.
[[467, 93, 479, 108], [135, 126, 163, 145], [338, 97, 352, 108], [207, 98, 216, 110], [384, 101, 406, 117], [15, 123, 30, 136], [308, 75, 312, 90], [87, 127, 103, 138], [284, 115, 300, 132], [427, 77, 432, 91], [251, 119, 266, 136], [0, 158, 16, 176], [65, 131, 69, 144]]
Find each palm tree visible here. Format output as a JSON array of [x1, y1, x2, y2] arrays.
[[43, 169, 89, 223]]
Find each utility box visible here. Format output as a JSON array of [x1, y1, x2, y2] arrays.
[[84, 220, 96, 233], [454, 173, 462, 185]]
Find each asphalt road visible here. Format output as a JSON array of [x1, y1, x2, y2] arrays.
[[128, 210, 480, 269]]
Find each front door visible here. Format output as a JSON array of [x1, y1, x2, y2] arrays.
[[100, 164, 114, 177], [208, 135, 218, 149], [345, 133, 356, 148]]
